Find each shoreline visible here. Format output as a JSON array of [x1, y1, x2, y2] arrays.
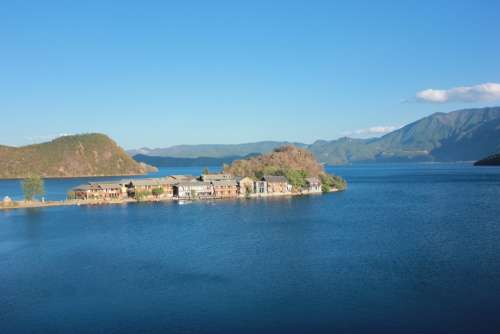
[[0, 190, 340, 211], [0, 172, 150, 181]]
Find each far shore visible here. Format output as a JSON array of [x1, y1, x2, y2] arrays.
[[0, 190, 340, 211], [0, 172, 151, 181]]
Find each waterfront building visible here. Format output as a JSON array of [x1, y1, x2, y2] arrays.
[[254, 180, 268, 194], [262, 175, 290, 193], [305, 177, 322, 193], [71, 183, 123, 200], [200, 173, 234, 182], [173, 181, 213, 199], [212, 180, 238, 198], [237, 177, 254, 195]]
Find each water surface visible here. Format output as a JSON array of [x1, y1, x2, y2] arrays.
[[1, 163, 500, 333]]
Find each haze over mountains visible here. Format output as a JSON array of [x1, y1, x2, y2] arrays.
[[131, 107, 500, 165]]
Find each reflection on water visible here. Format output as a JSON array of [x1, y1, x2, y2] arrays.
[[1, 164, 500, 333]]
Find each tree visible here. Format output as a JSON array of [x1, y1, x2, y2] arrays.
[[284, 169, 308, 190], [22, 175, 45, 201], [135, 190, 150, 201], [319, 173, 347, 192], [152, 187, 164, 197], [202, 167, 209, 175]]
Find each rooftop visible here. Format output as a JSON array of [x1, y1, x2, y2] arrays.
[[262, 175, 288, 183]]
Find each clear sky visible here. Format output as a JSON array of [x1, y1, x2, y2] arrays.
[[1, 0, 499, 149]]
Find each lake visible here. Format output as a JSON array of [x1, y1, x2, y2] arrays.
[[1, 163, 500, 333]]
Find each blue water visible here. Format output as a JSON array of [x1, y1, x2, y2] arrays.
[[1, 163, 500, 333]]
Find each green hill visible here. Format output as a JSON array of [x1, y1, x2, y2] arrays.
[[0, 134, 155, 179], [128, 107, 500, 165], [309, 106, 500, 164]]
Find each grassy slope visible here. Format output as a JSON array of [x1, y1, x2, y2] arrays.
[[0, 134, 151, 178]]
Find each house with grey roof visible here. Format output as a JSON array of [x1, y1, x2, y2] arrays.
[[211, 179, 238, 198], [200, 173, 234, 182], [262, 175, 291, 193], [173, 180, 213, 199]]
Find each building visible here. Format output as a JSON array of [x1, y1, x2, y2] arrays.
[[71, 182, 124, 200], [254, 180, 267, 194], [237, 177, 254, 195], [305, 177, 322, 193], [212, 180, 238, 198], [159, 176, 177, 198], [170, 175, 196, 182], [173, 181, 213, 199], [122, 179, 163, 198], [200, 173, 234, 182], [262, 175, 290, 193]]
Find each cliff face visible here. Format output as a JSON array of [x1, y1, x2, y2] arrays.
[[223, 145, 325, 178], [0, 134, 155, 179]]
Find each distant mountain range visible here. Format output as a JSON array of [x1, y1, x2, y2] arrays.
[[0, 134, 155, 179], [128, 141, 307, 159], [129, 107, 500, 165], [133, 153, 259, 168]]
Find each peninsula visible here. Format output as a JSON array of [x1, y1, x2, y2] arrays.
[[0, 146, 346, 210]]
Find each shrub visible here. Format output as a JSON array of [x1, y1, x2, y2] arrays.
[[320, 173, 347, 192], [135, 190, 151, 201], [284, 169, 308, 190], [152, 187, 164, 197]]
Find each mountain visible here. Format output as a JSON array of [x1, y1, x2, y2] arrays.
[[133, 153, 259, 167], [474, 154, 500, 166], [127, 141, 307, 158], [129, 107, 500, 165], [309, 106, 500, 164], [0, 134, 155, 179]]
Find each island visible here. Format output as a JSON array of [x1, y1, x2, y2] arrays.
[[1, 146, 347, 210], [474, 153, 500, 166]]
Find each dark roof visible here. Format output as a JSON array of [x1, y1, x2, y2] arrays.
[[262, 175, 288, 183]]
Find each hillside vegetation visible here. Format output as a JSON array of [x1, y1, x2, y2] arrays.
[[130, 107, 500, 165], [224, 145, 347, 191], [0, 134, 155, 179]]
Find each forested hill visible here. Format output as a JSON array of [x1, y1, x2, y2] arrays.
[[0, 134, 155, 179], [129, 107, 500, 165], [309, 106, 500, 164]]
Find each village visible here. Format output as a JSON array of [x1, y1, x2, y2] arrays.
[[69, 173, 326, 202]]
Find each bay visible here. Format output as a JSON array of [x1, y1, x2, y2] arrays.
[[1, 163, 500, 333]]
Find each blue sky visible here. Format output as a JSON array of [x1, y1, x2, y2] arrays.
[[1, 0, 499, 149]]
